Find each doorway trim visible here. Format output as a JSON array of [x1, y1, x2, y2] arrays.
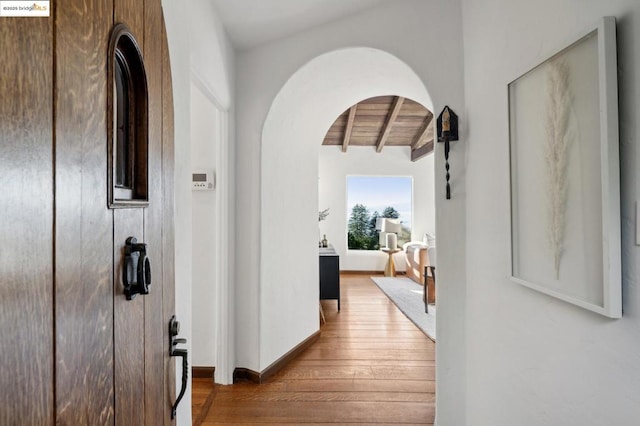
[[190, 70, 235, 385]]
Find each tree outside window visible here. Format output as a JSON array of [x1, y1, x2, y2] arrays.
[[346, 176, 412, 250]]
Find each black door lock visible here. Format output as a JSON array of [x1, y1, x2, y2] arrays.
[[169, 315, 188, 419], [123, 236, 151, 300]]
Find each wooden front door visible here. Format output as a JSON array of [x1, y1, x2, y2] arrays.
[[0, 1, 176, 424]]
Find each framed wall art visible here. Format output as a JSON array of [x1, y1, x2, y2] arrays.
[[508, 17, 621, 318]]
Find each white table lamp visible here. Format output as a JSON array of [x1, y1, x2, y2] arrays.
[[381, 218, 401, 250]]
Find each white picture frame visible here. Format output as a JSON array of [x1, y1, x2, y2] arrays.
[[508, 17, 621, 318]]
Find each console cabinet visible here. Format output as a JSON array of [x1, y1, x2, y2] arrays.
[[319, 247, 340, 311]]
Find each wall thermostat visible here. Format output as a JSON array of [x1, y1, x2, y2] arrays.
[[192, 170, 215, 190]]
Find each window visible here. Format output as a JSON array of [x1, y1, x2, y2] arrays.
[[114, 53, 132, 193], [108, 23, 149, 208], [346, 176, 412, 250]]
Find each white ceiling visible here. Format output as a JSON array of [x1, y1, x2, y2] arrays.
[[211, 0, 387, 50]]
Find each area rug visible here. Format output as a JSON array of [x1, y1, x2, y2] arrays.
[[370, 276, 436, 341]]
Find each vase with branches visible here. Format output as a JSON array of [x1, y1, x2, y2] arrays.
[[318, 208, 330, 247]]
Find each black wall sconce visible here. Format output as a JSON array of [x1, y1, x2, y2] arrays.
[[436, 106, 459, 199]]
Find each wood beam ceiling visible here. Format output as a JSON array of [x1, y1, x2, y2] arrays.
[[342, 105, 357, 152], [411, 113, 434, 150], [321, 95, 434, 162], [376, 96, 404, 153], [411, 140, 434, 162], [410, 113, 435, 162]]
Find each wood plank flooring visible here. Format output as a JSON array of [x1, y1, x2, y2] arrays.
[[193, 273, 435, 424]]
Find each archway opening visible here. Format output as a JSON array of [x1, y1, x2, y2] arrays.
[[259, 47, 434, 369]]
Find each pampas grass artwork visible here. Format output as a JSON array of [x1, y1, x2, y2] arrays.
[[544, 59, 571, 280]]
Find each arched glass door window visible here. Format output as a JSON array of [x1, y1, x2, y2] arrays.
[[108, 24, 148, 208], [115, 52, 131, 191]]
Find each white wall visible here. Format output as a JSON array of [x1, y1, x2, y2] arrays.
[[236, 2, 466, 421], [462, 0, 640, 424], [188, 0, 233, 110], [318, 146, 435, 271], [188, 0, 236, 385], [190, 82, 218, 367], [162, 0, 236, 421], [190, 81, 235, 383]]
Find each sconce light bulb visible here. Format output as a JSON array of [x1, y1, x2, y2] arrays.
[[442, 107, 451, 132]]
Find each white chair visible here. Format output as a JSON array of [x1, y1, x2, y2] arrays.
[[424, 246, 436, 313], [403, 241, 428, 284]]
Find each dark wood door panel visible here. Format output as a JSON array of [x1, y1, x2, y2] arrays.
[[112, 1, 150, 424], [161, 14, 177, 423], [115, 0, 143, 42], [114, 209, 145, 426], [0, 17, 54, 426], [144, 0, 166, 424], [54, 0, 115, 423]]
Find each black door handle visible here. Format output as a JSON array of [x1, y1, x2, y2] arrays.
[[169, 315, 188, 419], [123, 236, 151, 300]]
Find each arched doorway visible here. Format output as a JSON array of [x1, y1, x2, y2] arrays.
[[259, 47, 433, 368]]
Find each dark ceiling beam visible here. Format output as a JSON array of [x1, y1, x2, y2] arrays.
[[376, 96, 404, 153], [411, 139, 434, 162], [342, 105, 357, 153], [411, 113, 434, 149]]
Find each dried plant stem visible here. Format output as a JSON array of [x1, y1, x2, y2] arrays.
[[544, 59, 571, 280]]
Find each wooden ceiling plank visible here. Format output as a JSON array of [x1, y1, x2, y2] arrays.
[[342, 105, 357, 153], [411, 114, 434, 149], [376, 96, 405, 153]]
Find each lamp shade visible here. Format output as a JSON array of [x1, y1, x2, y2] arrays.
[[381, 218, 401, 234]]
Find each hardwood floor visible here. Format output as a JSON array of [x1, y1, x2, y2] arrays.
[[193, 273, 435, 424]]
